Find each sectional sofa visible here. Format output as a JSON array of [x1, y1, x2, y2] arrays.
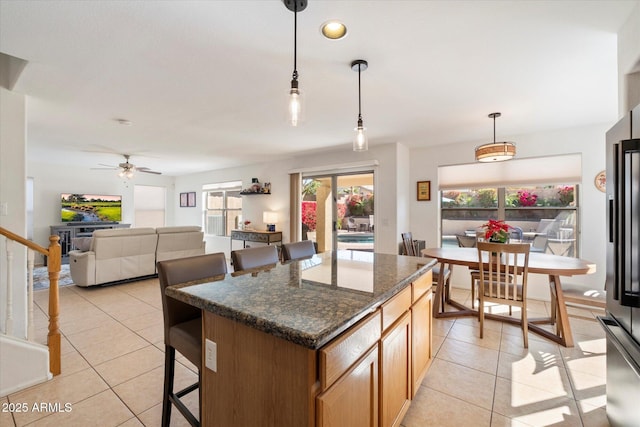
[[69, 226, 206, 287]]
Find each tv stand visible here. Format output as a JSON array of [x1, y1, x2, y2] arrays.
[[50, 223, 130, 264]]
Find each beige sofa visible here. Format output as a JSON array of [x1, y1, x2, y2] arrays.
[[69, 226, 205, 287]]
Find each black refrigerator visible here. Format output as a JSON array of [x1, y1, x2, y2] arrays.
[[598, 103, 640, 427]]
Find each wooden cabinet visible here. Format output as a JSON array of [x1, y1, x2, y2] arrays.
[[411, 291, 432, 397], [380, 311, 411, 427], [317, 344, 379, 427]]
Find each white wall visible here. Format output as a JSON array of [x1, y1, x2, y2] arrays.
[[27, 162, 174, 265], [0, 87, 27, 337], [409, 123, 610, 300], [173, 143, 407, 258]]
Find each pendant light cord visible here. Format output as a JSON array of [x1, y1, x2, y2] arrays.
[[493, 114, 496, 143], [357, 64, 362, 121], [292, 5, 298, 80]]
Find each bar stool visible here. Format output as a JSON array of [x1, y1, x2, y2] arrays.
[[231, 245, 279, 276], [282, 240, 316, 262], [157, 253, 228, 427]]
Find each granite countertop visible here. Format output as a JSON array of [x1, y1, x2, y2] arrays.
[[166, 250, 436, 350]]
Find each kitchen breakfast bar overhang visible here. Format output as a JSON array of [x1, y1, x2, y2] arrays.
[[166, 250, 436, 427]]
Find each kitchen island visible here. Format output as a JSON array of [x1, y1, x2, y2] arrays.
[[167, 250, 436, 427]]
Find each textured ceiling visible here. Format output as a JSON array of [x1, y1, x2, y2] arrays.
[[0, 0, 636, 176]]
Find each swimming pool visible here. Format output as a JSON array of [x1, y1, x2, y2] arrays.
[[337, 233, 374, 243]]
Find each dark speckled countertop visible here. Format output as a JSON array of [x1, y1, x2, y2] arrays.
[[166, 250, 435, 350]]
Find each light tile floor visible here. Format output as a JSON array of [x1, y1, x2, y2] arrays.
[[2, 280, 608, 427]]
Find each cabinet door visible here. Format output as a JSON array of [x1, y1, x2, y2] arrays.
[[411, 291, 432, 397], [380, 312, 411, 427], [317, 344, 379, 427]]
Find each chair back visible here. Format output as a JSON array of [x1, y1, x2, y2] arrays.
[[509, 226, 524, 242], [456, 235, 477, 248], [476, 242, 530, 303], [530, 235, 548, 253], [157, 253, 228, 340], [231, 245, 279, 273], [401, 232, 416, 256], [282, 240, 316, 262]]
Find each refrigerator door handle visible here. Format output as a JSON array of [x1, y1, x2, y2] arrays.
[[598, 316, 640, 378]]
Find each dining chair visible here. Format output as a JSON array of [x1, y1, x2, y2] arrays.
[[157, 252, 228, 427], [231, 245, 279, 276], [401, 232, 451, 305], [282, 240, 316, 262], [476, 242, 531, 347]]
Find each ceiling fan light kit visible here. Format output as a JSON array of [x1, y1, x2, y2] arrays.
[[475, 112, 516, 162], [92, 154, 161, 179]]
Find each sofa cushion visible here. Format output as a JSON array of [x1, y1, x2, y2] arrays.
[[71, 237, 92, 252], [156, 226, 202, 234]]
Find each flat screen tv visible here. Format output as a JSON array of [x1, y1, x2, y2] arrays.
[[61, 193, 122, 223]]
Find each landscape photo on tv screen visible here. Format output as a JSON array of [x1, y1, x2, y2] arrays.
[[61, 194, 122, 222]]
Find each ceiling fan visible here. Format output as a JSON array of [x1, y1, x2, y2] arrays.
[[92, 154, 161, 179]]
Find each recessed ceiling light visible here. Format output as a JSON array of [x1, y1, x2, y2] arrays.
[[321, 20, 347, 40]]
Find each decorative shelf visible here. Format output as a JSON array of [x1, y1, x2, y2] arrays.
[[240, 191, 271, 195]]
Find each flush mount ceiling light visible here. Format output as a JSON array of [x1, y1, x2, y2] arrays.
[[283, 0, 307, 126], [475, 112, 516, 162], [320, 20, 347, 40], [351, 59, 369, 152]]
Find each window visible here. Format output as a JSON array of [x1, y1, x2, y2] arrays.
[[441, 184, 579, 257], [134, 185, 166, 228], [203, 181, 242, 236]]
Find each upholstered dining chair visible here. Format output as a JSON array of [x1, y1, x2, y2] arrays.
[[157, 252, 228, 427], [476, 242, 531, 347], [231, 245, 279, 276], [401, 232, 452, 306], [282, 240, 316, 262]]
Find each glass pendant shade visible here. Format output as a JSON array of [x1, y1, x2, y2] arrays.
[[353, 120, 368, 152], [288, 79, 303, 126]]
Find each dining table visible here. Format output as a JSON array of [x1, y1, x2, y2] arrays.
[[421, 247, 596, 347]]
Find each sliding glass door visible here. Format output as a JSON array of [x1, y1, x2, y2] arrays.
[[301, 172, 374, 253]]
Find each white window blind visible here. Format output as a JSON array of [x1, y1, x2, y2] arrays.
[[134, 185, 166, 228], [438, 154, 582, 190]]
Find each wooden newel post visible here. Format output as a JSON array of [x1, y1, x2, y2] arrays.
[[47, 235, 61, 376]]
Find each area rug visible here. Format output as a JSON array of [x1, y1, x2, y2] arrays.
[[32, 264, 74, 290]]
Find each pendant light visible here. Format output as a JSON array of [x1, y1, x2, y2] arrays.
[[352, 59, 368, 151], [284, 0, 307, 126], [475, 112, 516, 162]]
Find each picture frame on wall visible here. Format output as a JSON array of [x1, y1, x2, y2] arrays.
[[187, 192, 196, 207], [179, 192, 188, 207], [417, 181, 431, 201]]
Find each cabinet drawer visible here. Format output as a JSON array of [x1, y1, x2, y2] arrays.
[[320, 311, 381, 390], [412, 270, 433, 303], [381, 286, 411, 332]]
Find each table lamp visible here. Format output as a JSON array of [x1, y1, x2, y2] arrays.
[[263, 212, 278, 232]]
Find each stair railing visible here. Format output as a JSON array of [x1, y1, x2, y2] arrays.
[[0, 227, 61, 376]]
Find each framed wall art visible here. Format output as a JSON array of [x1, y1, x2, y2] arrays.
[[180, 192, 197, 207], [417, 181, 431, 201]]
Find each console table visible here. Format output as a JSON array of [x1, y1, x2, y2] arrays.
[[230, 229, 282, 252], [49, 222, 130, 264]]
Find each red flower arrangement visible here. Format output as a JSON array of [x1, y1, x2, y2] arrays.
[[517, 190, 538, 207], [482, 219, 511, 243]]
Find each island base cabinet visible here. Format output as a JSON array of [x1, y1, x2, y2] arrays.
[[380, 312, 412, 427], [411, 291, 433, 397], [202, 311, 318, 427], [316, 344, 379, 427]]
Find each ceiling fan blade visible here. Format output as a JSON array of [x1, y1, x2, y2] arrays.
[[97, 163, 117, 168], [91, 167, 118, 170], [137, 168, 162, 175]]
